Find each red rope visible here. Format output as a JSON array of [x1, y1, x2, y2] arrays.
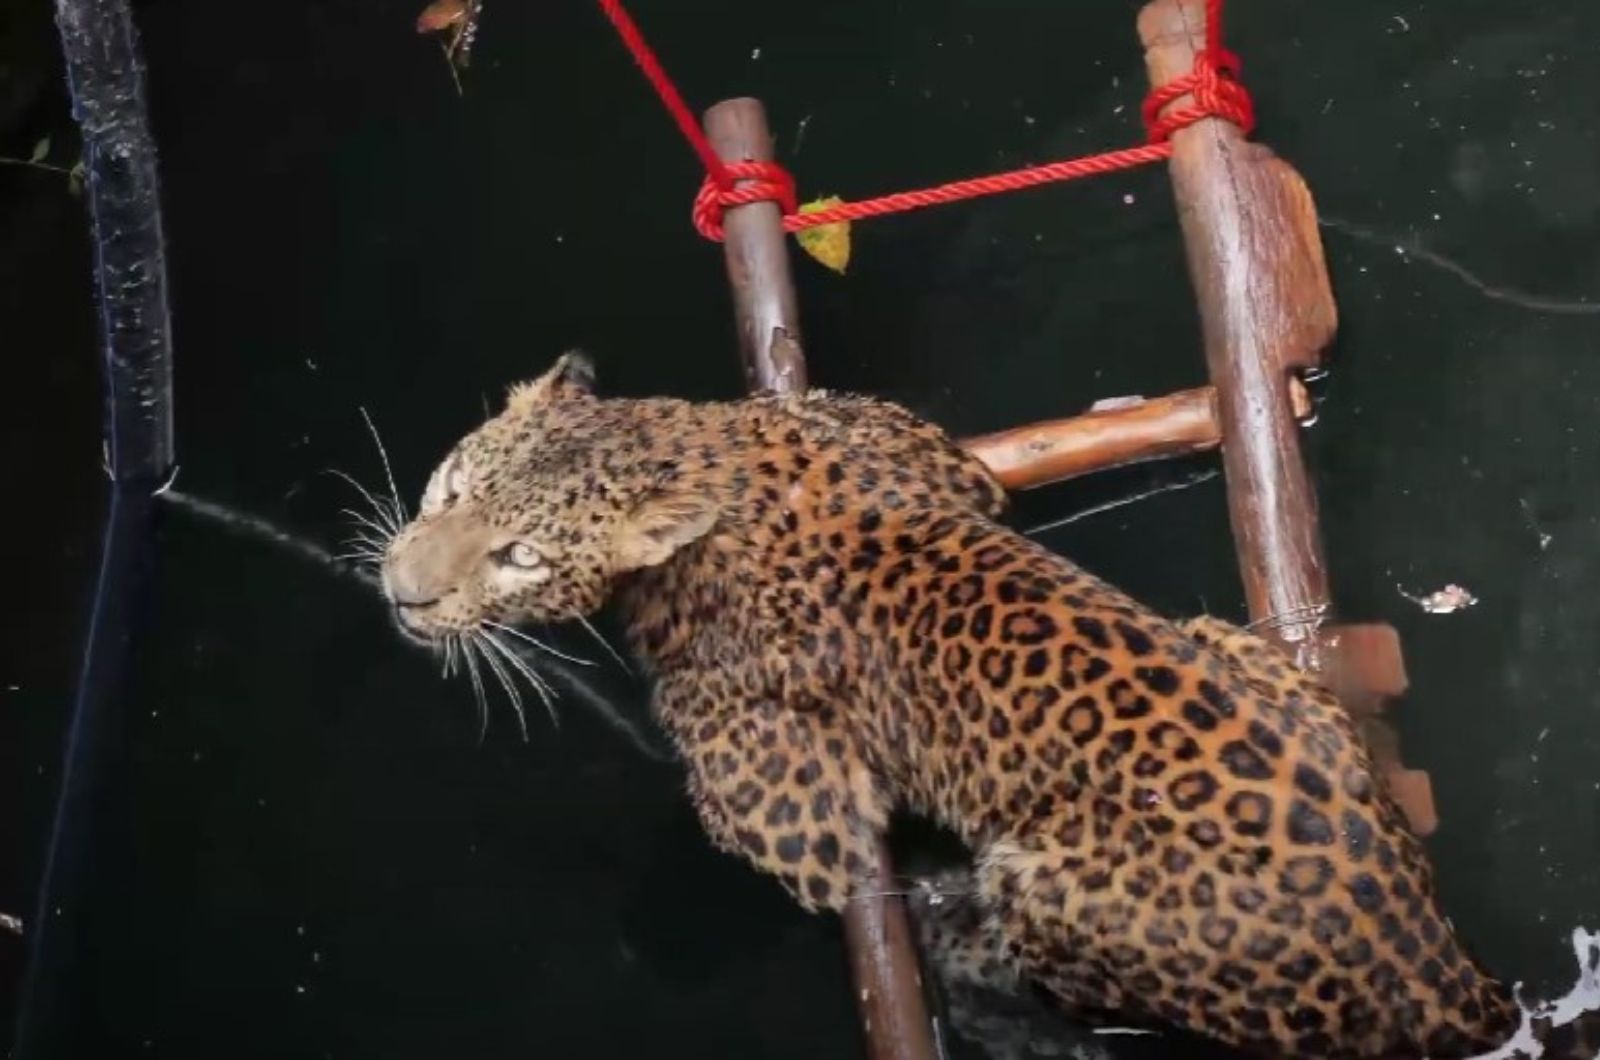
[[599, 0, 1255, 242], [593, 0, 732, 187], [1141, 0, 1255, 145]]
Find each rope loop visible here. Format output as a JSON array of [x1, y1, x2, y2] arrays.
[[1141, 46, 1256, 143], [691, 161, 799, 242]]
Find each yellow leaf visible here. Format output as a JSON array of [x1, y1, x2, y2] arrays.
[[794, 196, 851, 274]]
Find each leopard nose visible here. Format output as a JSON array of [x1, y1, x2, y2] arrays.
[[382, 557, 442, 608]]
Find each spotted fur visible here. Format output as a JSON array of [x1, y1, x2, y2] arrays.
[[908, 866, 1112, 1060], [381, 353, 1588, 1059]]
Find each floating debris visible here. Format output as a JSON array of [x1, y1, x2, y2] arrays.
[[416, 0, 484, 90], [795, 197, 851, 273], [1519, 498, 1553, 550], [0, 912, 22, 935], [1397, 582, 1478, 614], [416, 0, 464, 32], [1468, 929, 1600, 1060]]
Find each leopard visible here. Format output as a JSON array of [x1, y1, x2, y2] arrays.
[[905, 864, 1116, 1060], [378, 351, 1595, 1059]]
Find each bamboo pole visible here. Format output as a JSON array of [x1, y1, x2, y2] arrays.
[[703, 97, 941, 1060]]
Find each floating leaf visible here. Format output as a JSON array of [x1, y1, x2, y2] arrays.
[[29, 137, 49, 163], [794, 196, 850, 274]]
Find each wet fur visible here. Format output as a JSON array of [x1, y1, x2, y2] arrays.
[[380, 354, 1594, 1060]]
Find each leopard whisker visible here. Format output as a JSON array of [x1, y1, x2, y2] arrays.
[[336, 534, 388, 559], [336, 538, 388, 560], [357, 406, 409, 524], [471, 630, 531, 743], [333, 550, 386, 566], [482, 620, 595, 668], [327, 462, 402, 577], [577, 615, 632, 674], [482, 630, 561, 731], [518, 657, 560, 720], [324, 468, 403, 535], [483, 631, 558, 706], [459, 636, 490, 745], [339, 507, 398, 544]]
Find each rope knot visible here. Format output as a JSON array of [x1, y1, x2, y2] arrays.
[[691, 161, 799, 241], [1141, 46, 1256, 144]]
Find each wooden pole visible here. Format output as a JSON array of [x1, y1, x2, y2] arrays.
[[703, 97, 941, 1060], [706, 100, 809, 394], [1138, 0, 1337, 656], [1137, 0, 1436, 835], [962, 379, 1310, 491]]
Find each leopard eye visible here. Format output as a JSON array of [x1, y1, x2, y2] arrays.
[[503, 542, 543, 569]]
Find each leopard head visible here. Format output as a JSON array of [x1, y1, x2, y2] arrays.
[[378, 352, 721, 647]]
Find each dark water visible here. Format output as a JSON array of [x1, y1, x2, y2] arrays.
[[5, 0, 1598, 1056]]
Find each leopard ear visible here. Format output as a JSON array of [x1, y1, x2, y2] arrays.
[[613, 489, 719, 571], [506, 350, 597, 411]]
